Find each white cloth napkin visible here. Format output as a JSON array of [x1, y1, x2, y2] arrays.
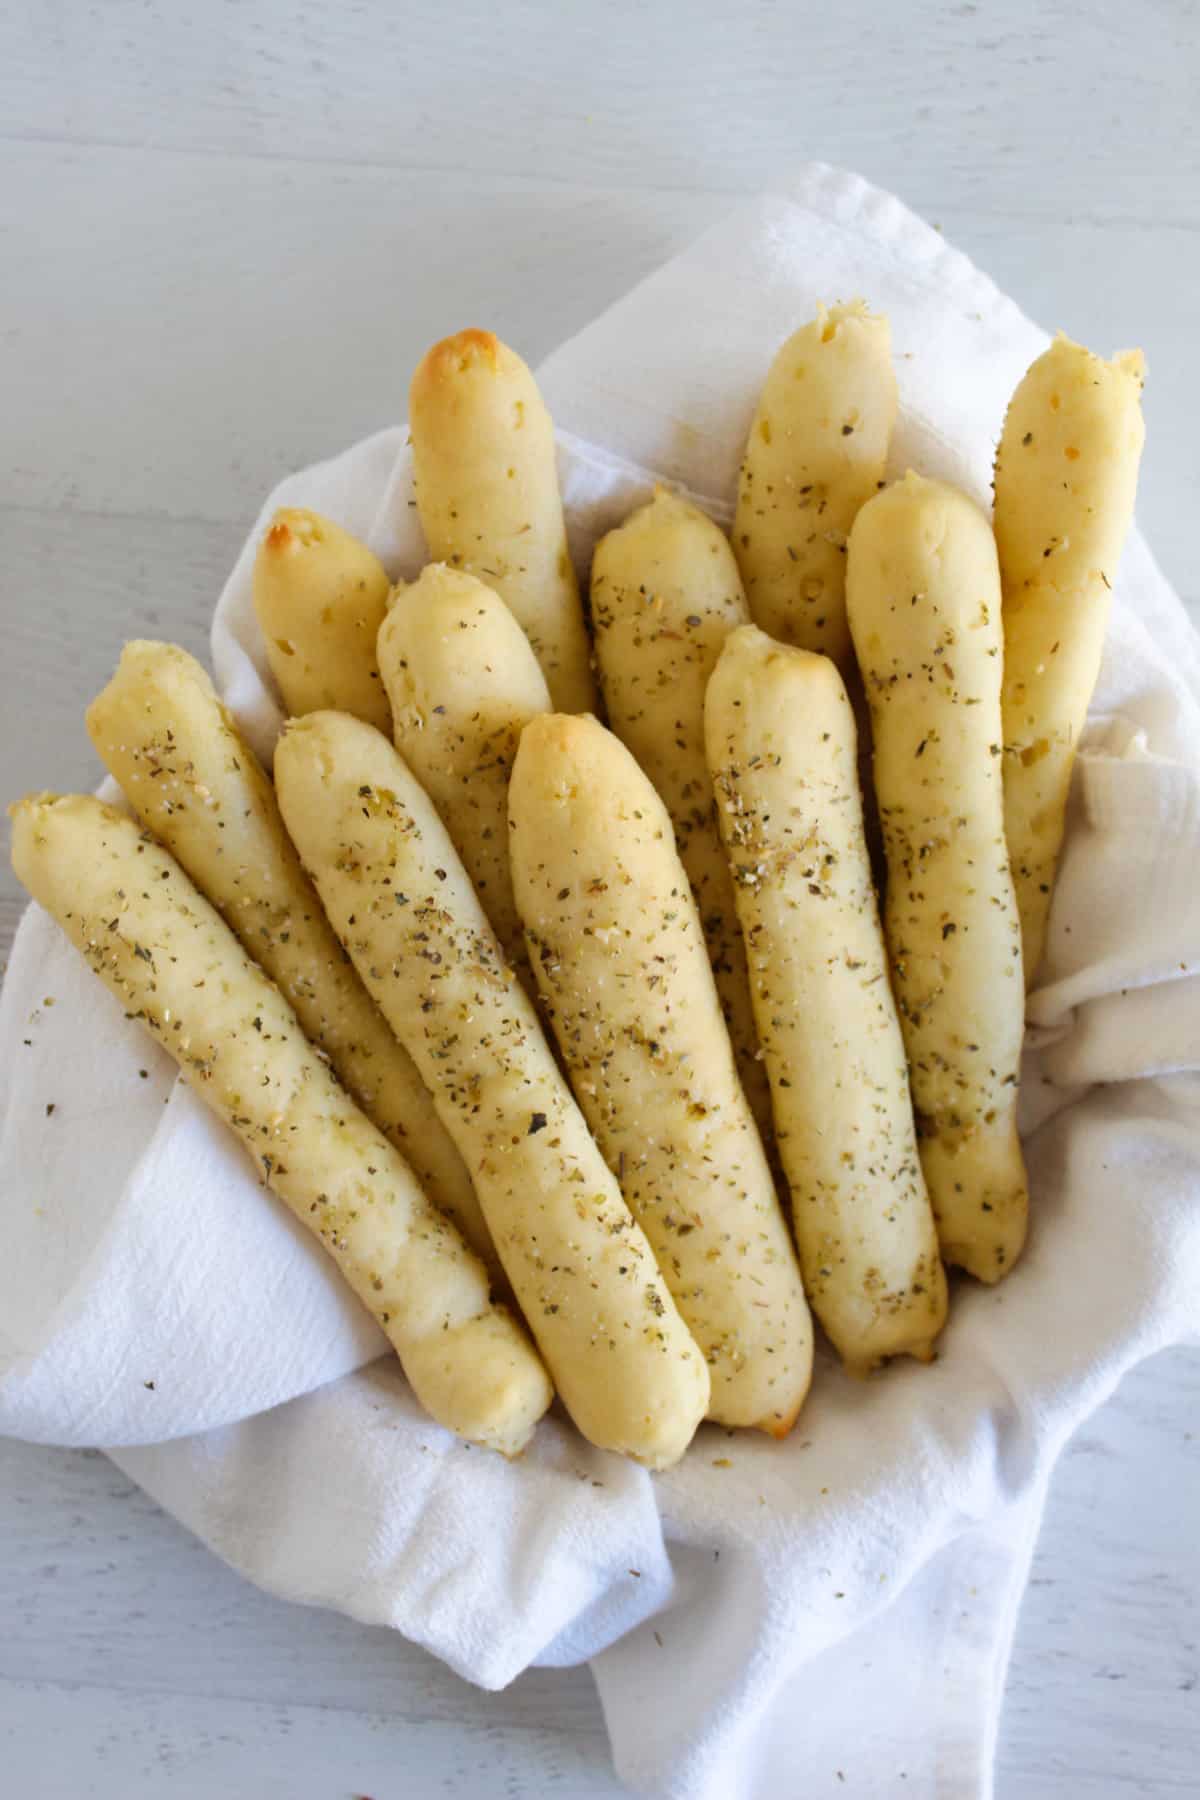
[[3, 163, 1199, 1800]]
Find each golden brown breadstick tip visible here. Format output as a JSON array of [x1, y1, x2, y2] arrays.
[[253, 508, 392, 730], [10, 792, 551, 1456], [409, 329, 596, 712]]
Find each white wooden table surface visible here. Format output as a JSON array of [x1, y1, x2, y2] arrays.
[[1, 4, 1197, 1795]]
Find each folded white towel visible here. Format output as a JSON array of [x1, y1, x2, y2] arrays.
[[3, 164, 1198, 1800]]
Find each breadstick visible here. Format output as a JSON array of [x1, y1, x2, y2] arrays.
[[377, 565, 550, 969], [733, 302, 897, 667], [509, 712, 811, 1431], [253, 508, 392, 730], [589, 487, 771, 1138], [846, 474, 1028, 1282], [274, 711, 709, 1469], [993, 334, 1146, 984], [705, 628, 947, 1369], [409, 329, 596, 712], [85, 640, 493, 1269], [9, 794, 551, 1456]]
